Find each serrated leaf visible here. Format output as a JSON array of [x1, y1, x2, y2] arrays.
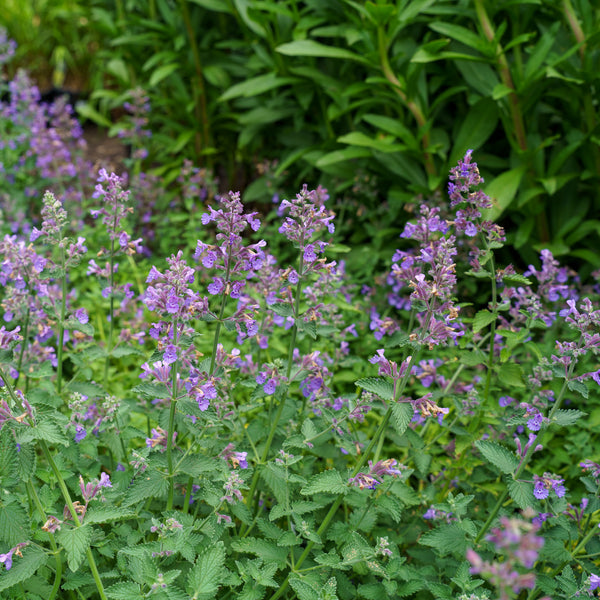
[[84, 506, 136, 524], [0, 501, 28, 545], [472, 309, 496, 333], [270, 302, 293, 317], [301, 470, 348, 496], [553, 409, 586, 427], [355, 377, 393, 402], [57, 524, 93, 572], [502, 273, 532, 286], [131, 382, 171, 399], [475, 440, 518, 474], [419, 523, 466, 556], [0, 545, 47, 592], [507, 479, 534, 509], [289, 576, 320, 600], [105, 582, 145, 600], [111, 345, 145, 358], [187, 542, 225, 599], [123, 471, 169, 507], [17, 419, 70, 446], [567, 379, 589, 399], [496, 362, 525, 388], [230, 537, 287, 566], [391, 402, 413, 436]]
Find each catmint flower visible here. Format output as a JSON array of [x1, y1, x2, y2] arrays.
[[41, 515, 63, 533], [219, 443, 248, 469], [375, 536, 393, 558], [589, 574, 600, 592], [146, 427, 176, 452], [0, 542, 28, 571], [221, 471, 245, 504], [533, 472, 566, 500], [499, 396, 514, 407]]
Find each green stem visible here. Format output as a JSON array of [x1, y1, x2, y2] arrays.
[[377, 26, 435, 177], [483, 254, 498, 403], [166, 319, 179, 511], [474, 354, 578, 544], [26, 481, 62, 600], [56, 246, 67, 395], [179, 0, 211, 159], [268, 350, 419, 600], [182, 476, 194, 515], [40, 441, 107, 600], [103, 220, 117, 388], [474, 0, 527, 151]]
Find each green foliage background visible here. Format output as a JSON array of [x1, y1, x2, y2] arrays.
[[1, 0, 599, 272]]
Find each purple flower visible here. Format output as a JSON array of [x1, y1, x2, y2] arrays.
[[589, 574, 600, 592], [0, 549, 13, 570], [74, 308, 88, 324], [74, 424, 87, 443], [499, 395, 514, 407]]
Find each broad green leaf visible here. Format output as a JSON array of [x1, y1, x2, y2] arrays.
[[567, 380, 589, 399], [85, 506, 136, 524], [57, 524, 93, 572], [496, 362, 525, 388], [472, 309, 496, 333], [502, 273, 532, 286], [276, 40, 370, 64], [301, 470, 348, 496], [0, 545, 47, 592], [230, 537, 287, 566], [475, 440, 518, 474], [355, 377, 393, 402], [450, 98, 498, 166], [391, 402, 413, 436], [361, 114, 417, 147], [419, 523, 467, 556], [18, 418, 70, 446], [105, 582, 145, 600], [219, 73, 300, 101], [337, 131, 406, 153], [315, 147, 371, 168], [0, 501, 28, 545], [507, 479, 534, 509], [187, 542, 225, 599], [123, 471, 169, 507], [131, 382, 171, 399], [481, 165, 527, 222], [289, 576, 320, 600], [429, 22, 492, 55], [148, 63, 179, 87], [553, 409, 586, 427]]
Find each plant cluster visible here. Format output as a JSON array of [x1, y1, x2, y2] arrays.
[[0, 24, 600, 600]]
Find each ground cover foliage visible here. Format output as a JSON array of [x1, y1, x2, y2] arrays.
[[0, 19, 600, 600]]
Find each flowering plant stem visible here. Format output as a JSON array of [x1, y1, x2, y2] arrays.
[[474, 352, 578, 545], [166, 316, 180, 511], [243, 254, 304, 527], [56, 246, 67, 395], [26, 480, 62, 600], [40, 440, 107, 600], [268, 348, 419, 600]]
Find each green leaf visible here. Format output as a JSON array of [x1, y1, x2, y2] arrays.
[[429, 22, 491, 55], [553, 409, 586, 427], [187, 0, 233, 11], [84, 506, 136, 524], [567, 380, 589, 399], [391, 403, 413, 437], [496, 362, 525, 388], [17, 418, 70, 447], [475, 440, 518, 474], [187, 542, 225, 599], [337, 131, 406, 153], [111, 345, 145, 358], [450, 98, 499, 166], [123, 471, 169, 507], [419, 523, 467, 556], [315, 147, 371, 168], [355, 377, 393, 402], [481, 165, 527, 222], [76, 102, 112, 128], [0, 545, 47, 592], [472, 309, 496, 333], [148, 63, 179, 87], [105, 582, 145, 600], [301, 470, 348, 496], [502, 273, 532, 286], [57, 524, 93, 572], [276, 40, 370, 64], [230, 537, 287, 566], [219, 73, 300, 101], [0, 501, 28, 545], [289, 576, 320, 600], [131, 382, 171, 399], [270, 302, 293, 317], [507, 479, 534, 509]]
